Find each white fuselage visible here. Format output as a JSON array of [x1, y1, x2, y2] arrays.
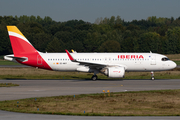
[[39, 52, 176, 72]]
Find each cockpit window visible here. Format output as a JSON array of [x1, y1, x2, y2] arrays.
[[162, 57, 170, 61]]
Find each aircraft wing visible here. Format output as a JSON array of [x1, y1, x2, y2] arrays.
[[65, 50, 107, 69], [65, 50, 127, 69]]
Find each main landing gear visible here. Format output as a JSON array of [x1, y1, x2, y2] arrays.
[[91, 70, 99, 81], [91, 75, 98, 81], [151, 71, 154, 80]]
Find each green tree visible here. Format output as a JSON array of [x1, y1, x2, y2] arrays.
[[30, 15, 36, 22], [98, 40, 121, 52], [109, 16, 115, 25], [72, 40, 84, 52], [121, 37, 134, 52], [32, 33, 52, 52], [84, 32, 104, 52], [0, 23, 11, 55], [115, 15, 123, 24], [138, 32, 160, 52], [165, 27, 180, 54], [46, 37, 64, 52], [54, 31, 73, 43]]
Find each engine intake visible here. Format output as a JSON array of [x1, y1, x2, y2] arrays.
[[102, 67, 125, 78]]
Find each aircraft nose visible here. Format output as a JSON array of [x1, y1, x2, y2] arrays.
[[171, 61, 177, 69]]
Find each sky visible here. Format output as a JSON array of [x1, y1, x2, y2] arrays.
[[0, 0, 180, 23]]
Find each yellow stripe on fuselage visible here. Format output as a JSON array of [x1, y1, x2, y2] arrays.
[[7, 26, 25, 38]]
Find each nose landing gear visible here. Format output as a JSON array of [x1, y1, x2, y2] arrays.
[[151, 71, 154, 80]]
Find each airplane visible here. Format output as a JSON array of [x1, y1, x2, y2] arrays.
[[4, 26, 177, 81]]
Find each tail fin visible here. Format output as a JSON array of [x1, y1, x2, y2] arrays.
[[7, 26, 37, 56]]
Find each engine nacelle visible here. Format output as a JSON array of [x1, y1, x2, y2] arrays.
[[103, 67, 125, 78]]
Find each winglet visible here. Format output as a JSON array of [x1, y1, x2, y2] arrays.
[[65, 50, 75, 61], [71, 49, 77, 53]]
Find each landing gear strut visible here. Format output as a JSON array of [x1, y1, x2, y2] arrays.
[[91, 75, 98, 81], [151, 71, 154, 80], [91, 70, 99, 81]]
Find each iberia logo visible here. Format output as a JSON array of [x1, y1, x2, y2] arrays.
[[118, 55, 144, 59], [113, 71, 121, 73]]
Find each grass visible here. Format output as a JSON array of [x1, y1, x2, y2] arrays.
[[0, 67, 96, 80], [0, 59, 21, 65], [166, 54, 180, 60], [174, 60, 180, 65], [0, 83, 19, 87], [0, 67, 180, 80], [0, 56, 4, 59], [1, 89, 180, 116], [164, 54, 180, 65]]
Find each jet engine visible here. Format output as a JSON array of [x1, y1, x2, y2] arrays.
[[102, 67, 125, 78]]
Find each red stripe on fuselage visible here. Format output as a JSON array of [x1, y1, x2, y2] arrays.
[[16, 53, 52, 70]]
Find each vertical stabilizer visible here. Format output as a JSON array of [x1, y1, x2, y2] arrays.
[[7, 26, 37, 56]]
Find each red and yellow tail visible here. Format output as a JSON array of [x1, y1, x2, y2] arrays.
[[7, 26, 37, 56], [6, 26, 52, 70]]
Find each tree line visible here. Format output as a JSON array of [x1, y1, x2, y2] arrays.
[[0, 15, 180, 56]]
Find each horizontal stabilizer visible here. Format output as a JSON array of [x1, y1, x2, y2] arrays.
[[4, 54, 28, 62]]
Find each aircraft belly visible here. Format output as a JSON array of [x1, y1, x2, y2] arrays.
[[50, 63, 78, 71]]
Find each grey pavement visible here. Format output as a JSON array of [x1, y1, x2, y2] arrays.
[[0, 79, 180, 120], [0, 110, 180, 120]]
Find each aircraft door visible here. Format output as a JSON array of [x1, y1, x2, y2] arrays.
[[151, 55, 156, 65], [37, 55, 42, 65]]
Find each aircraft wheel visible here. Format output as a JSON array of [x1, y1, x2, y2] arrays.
[[151, 77, 154, 81], [91, 75, 98, 81], [151, 71, 154, 81]]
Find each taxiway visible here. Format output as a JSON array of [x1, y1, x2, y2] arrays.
[[0, 79, 180, 120]]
